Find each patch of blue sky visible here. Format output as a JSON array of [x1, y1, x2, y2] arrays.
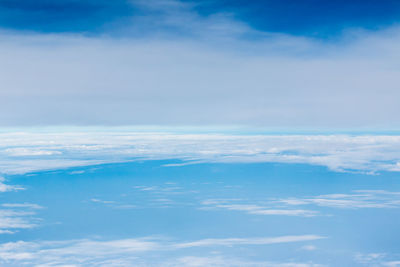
[[187, 0, 400, 37], [1, 0, 400, 38], [0, 0, 136, 33], [1, 160, 400, 266]]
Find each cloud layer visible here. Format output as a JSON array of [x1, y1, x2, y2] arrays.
[[0, 0, 399, 127], [1, 131, 400, 175]]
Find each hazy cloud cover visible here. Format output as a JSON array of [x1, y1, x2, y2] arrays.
[[0, 0, 399, 128]]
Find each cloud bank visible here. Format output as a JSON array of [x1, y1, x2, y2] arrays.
[[1, 131, 400, 175], [0, 0, 399, 128]]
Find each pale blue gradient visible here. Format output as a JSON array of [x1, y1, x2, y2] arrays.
[[1, 158, 400, 266]]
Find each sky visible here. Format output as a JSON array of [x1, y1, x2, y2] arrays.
[[1, 0, 400, 35], [1, 130, 400, 266], [0, 0, 400, 128], [1, 1, 400, 267]]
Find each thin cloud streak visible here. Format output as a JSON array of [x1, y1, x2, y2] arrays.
[[201, 200, 318, 217], [174, 235, 325, 248], [278, 190, 400, 209], [0, 177, 24, 192], [0, 235, 325, 266]]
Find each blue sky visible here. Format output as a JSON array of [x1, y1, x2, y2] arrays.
[[1, 0, 400, 36], [1, 2, 400, 266], [1, 139, 400, 266], [182, 0, 400, 37]]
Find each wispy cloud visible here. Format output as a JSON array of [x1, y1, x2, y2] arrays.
[[354, 252, 386, 264], [90, 198, 116, 204], [201, 200, 317, 217], [384, 261, 400, 267], [300, 245, 317, 251], [174, 235, 325, 249], [126, 0, 254, 39], [88, 198, 139, 210], [0, 235, 325, 266], [0, 203, 42, 234], [4, 148, 62, 157], [354, 252, 400, 266], [278, 190, 400, 210], [165, 256, 324, 267], [1, 203, 43, 209], [0, 177, 24, 192], [201, 190, 400, 218]]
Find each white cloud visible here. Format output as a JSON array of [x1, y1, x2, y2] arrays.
[[127, 0, 254, 39], [88, 198, 139, 210], [384, 261, 400, 267], [201, 190, 400, 218], [0, 235, 325, 266], [166, 256, 323, 267], [353, 252, 400, 266], [69, 170, 85, 175], [133, 186, 159, 191], [279, 190, 400, 210], [174, 235, 325, 248], [0, 0, 400, 128], [0, 209, 38, 234], [201, 200, 317, 217], [0, 199, 42, 234], [0, 177, 24, 192], [90, 198, 115, 204], [1, 132, 400, 175], [4, 148, 62, 157], [354, 252, 385, 264], [1, 203, 43, 209], [0, 230, 14, 234], [300, 245, 317, 251]]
